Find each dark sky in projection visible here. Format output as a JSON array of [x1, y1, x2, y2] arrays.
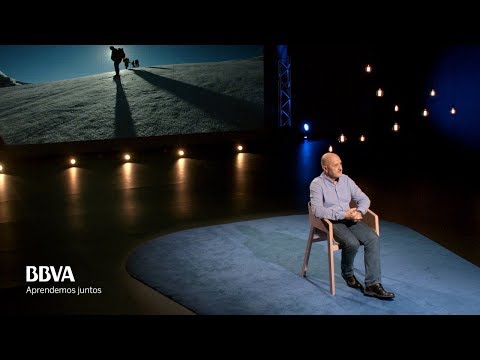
[[0, 45, 263, 83]]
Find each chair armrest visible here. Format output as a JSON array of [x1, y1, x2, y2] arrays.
[[310, 213, 329, 234], [364, 209, 379, 236], [321, 218, 334, 240], [307, 201, 334, 241]]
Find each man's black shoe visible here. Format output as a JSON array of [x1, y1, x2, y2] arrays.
[[344, 275, 364, 292], [364, 283, 395, 299]]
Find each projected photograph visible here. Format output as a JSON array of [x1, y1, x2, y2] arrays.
[[0, 45, 264, 145]]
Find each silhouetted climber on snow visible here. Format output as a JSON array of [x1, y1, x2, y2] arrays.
[[123, 57, 130, 69], [110, 46, 125, 77]]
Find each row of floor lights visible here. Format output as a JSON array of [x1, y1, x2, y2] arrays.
[[177, 145, 244, 157], [64, 146, 245, 166], [1, 146, 246, 172], [2, 145, 247, 171], [69, 153, 130, 166]]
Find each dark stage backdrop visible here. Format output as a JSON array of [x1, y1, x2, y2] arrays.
[[0, 45, 264, 145], [289, 43, 480, 153]]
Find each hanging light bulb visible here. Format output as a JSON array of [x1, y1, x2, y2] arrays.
[[338, 133, 347, 143], [328, 145, 333, 152], [376, 88, 383, 97], [430, 89, 436, 97], [394, 105, 399, 112], [360, 135, 366, 142], [393, 122, 400, 132], [422, 109, 429, 117], [365, 64, 372, 73], [450, 106, 456, 115]]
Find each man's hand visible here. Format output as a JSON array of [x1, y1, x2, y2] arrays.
[[345, 208, 363, 222]]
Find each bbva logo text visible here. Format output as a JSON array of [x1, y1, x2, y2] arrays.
[[26, 266, 75, 282]]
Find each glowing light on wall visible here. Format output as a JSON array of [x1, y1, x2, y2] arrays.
[[64, 166, 84, 230], [120, 162, 134, 189], [0, 164, 3, 172], [0, 169, 12, 222], [0, 171, 6, 197], [376, 88, 383, 97], [328, 145, 333, 152], [393, 123, 400, 132], [178, 149, 185, 157], [365, 64, 372, 73], [450, 106, 456, 115], [422, 109, 429, 117], [118, 162, 139, 225], [66, 166, 79, 194], [360, 135, 366, 142], [430, 89, 436, 96], [124, 154, 131, 161], [394, 105, 399, 112], [174, 157, 189, 218], [338, 134, 346, 143], [69, 158, 76, 166], [233, 152, 247, 212], [237, 145, 243, 151]]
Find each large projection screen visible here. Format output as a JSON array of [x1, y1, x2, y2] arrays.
[[0, 45, 264, 145]]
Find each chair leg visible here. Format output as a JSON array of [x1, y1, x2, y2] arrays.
[[300, 226, 315, 277], [328, 242, 336, 295]]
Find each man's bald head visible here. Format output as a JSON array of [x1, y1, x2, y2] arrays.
[[321, 152, 341, 168], [321, 153, 343, 180]]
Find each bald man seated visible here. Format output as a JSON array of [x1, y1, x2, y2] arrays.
[[309, 152, 395, 299]]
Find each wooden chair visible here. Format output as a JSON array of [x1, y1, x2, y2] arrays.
[[300, 201, 379, 295]]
